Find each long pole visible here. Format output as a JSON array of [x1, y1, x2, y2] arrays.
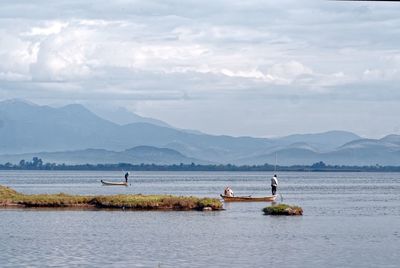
[[274, 153, 283, 201]]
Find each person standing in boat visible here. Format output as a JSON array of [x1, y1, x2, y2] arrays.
[[124, 172, 129, 183], [271, 174, 278, 195]]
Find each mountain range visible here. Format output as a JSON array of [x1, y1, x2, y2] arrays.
[[0, 99, 399, 166]]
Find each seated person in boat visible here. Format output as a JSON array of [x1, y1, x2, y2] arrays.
[[224, 187, 234, 197]]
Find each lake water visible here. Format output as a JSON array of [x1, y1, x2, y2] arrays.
[[1, 171, 399, 267]]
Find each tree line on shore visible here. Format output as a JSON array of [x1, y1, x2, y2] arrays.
[[0, 158, 400, 172]]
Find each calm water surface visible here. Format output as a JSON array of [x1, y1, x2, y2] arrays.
[[1, 171, 399, 267]]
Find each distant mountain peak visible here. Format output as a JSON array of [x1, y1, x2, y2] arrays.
[[286, 142, 318, 152], [60, 103, 91, 113], [279, 130, 361, 139], [272, 130, 361, 152], [338, 138, 379, 149], [61, 103, 85, 109], [87, 106, 172, 127], [380, 134, 400, 145], [0, 98, 38, 107], [124, 145, 185, 157]]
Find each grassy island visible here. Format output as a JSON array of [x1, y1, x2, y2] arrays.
[[263, 203, 303, 216], [0, 185, 222, 211]]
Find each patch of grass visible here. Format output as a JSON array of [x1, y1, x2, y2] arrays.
[[263, 203, 303, 216], [197, 197, 223, 210], [90, 195, 222, 210], [19, 193, 92, 207], [0, 185, 20, 204], [0, 185, 19, 199], [0, 185, 222, 210]]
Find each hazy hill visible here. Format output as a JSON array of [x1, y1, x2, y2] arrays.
[[0, 99, 273, 161], [88, 106, 172, 127], [380, 134, 400, 146], [0, 146, 205, 165], [88, 106, 204, 135], [238, 135, 400, 166], [0, 99, 117, 154], [273, 131, 361, 152], [2, 99, 399, 165]]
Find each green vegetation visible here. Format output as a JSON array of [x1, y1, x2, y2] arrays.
[[91, 195, 222, 210], [0, 185, 19, 200], [1, 158, 399, 172], [263, 203, 303, 216], [20, 193, 92, 207], [0, 185, 222, 211]]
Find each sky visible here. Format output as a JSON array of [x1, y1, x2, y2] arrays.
[[0, 0, 400, 138]]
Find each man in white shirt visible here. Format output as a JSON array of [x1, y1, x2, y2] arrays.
[[271, 174, 278, 195], [224, 187, 234, 197]]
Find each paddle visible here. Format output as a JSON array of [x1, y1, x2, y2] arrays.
[[273, 153, 285, 202]]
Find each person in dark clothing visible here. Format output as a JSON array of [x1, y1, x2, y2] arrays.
[[124, 172, 129, 183], [271, 174, 278, 195]]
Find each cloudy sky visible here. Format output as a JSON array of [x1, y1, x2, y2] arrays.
[[1, 0, 400, 138]]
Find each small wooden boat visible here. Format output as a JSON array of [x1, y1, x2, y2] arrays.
[[101, 180, 128, 186], [220, 194, 276, 202]]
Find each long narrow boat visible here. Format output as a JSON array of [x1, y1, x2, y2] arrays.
[[101, 180, 128, 186], [220, 194, 276, 202]]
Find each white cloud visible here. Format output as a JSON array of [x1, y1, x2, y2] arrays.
[[29, 26, 93, 81], [23, 21, 69, 36], [0, 71, 30, 81], [265, 61, 313, 84], [0, 31, 36, 78], [363, 68, 400, 81]]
